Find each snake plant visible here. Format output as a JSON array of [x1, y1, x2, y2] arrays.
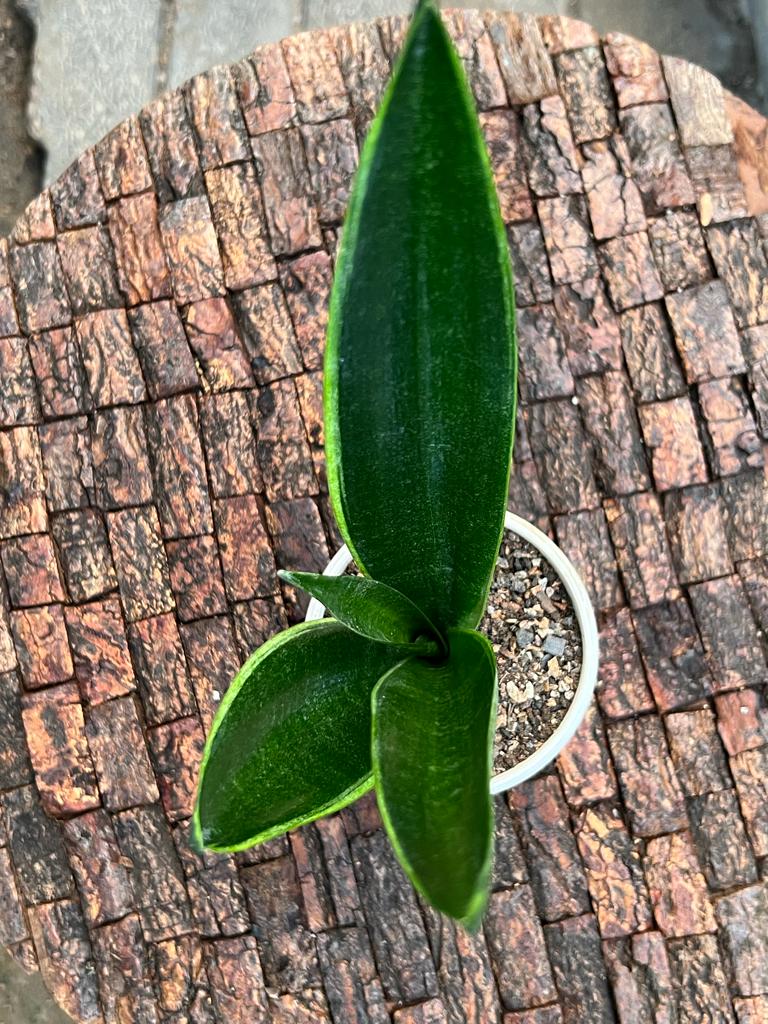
[[193, 0, 517, 928]]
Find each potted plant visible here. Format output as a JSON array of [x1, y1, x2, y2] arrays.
[[194, 0, 598, 928]]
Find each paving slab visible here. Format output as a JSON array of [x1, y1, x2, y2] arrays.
[[304, 0, 415, 26], [748, 0, 768, 98], [304, 0, 567, 27], [25, 0, 162, 182], [168, 0, 297, 89]]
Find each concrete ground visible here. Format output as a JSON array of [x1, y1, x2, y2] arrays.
[[0, 953, 69, 1024], [0, 0, 765, 1021]]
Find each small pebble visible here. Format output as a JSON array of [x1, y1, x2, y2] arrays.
[[543, 635, 566, 657], [515, 627, 534, 649]]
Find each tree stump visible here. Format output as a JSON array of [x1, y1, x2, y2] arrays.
[[1, 10, 768, 1023]]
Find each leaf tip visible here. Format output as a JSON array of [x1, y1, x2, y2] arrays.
[[460, 913, 483, 935], [190, 807, 206, 855], [459, 889, 489, 933]]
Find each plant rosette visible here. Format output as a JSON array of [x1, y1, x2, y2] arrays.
[[195, 0, 582, 928], [305, 511, 599, 794]]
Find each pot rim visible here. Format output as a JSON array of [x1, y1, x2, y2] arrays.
[[305, 510, 600, 794]]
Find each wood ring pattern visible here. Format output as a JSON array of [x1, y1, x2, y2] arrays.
[[1, 10, 768, 1023]]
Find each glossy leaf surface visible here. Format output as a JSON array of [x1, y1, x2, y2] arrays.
[[194, 620, 403, 851], [325, 0, 517, 633], [278, 569, 442, 654], [372, 627, 497, 927]]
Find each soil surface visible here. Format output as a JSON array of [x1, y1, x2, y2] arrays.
[[482, 532, 582, 774]]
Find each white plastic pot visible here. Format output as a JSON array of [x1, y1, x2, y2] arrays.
[[305, 510, 599, 794]]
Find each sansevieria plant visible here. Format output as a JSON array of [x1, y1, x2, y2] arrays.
[[193, 0, 517, 927]]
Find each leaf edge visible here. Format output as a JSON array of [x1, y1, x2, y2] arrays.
[[371, 627, 498, 930], [192, 618, 376, 854]]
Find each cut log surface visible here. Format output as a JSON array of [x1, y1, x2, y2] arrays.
[[1, 10, 768, 1022]]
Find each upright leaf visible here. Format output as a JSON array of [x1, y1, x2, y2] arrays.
[[325, 0, 517, 633], [279, 570, 442, 654], [372, 628, 497, 927], [194, 620, 403, 851]]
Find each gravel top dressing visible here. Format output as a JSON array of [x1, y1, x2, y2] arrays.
[[482, 533, 582, 774]]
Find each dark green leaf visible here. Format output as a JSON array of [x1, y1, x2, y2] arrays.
[[325, 1, 517, 633], [372, 628, 497, 927], [193, 620, 403, 852], [278, 570, 442, 654]]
